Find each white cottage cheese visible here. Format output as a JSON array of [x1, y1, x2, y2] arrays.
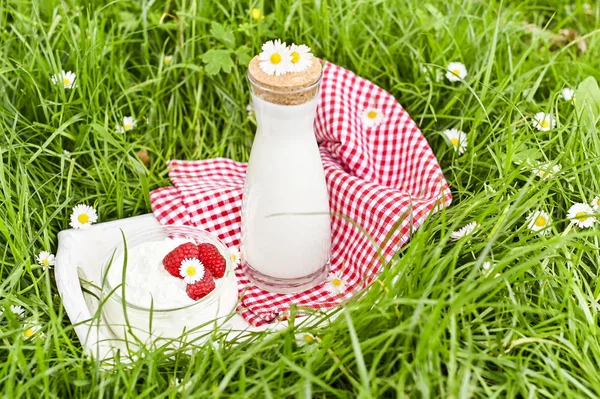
[[106, 239, 196, 309]]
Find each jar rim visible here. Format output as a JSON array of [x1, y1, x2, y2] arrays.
[[100, 226, 234, 313]]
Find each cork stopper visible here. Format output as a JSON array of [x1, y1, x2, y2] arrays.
[[248, 56, 323, 106]]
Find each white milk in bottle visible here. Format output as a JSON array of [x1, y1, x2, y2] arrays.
[[241, 55, 331, 293]]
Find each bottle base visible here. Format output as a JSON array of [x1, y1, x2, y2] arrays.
[[243, 261, 329, 294]]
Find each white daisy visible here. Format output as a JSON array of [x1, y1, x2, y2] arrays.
[[22, 324, 41, 339], [481, 261, 500, 278], [10, 305, 25, 318], [325, 272, 347, 295], [51, 70, 76, 89], [172, 378, 192, 392], [179, 258, 205, 284], [36, 251, 56, 271], [482, 261, 492, 272], [450, 221, 478, 241], [532, 112, 556, 131], [591, 196, 600, 212], [531, 162, 561, 179], [163, 55, 173, 65], [443, 128, 468, 155], [526, 210, 551, 234], [229, 247, 242, 266], [258, 39, 292, 76], [420, 64, 443, 82], [69, 204, 98, 230], [567, 203, 596, 228], [445, 62, 468, 82], [288, 44, 313, 73], [295, 332, 318, 347], [362, 107, 384, 128], [116, 116, 137, 134], [559, 88, 575, 102]]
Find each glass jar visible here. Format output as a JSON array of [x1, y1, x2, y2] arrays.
[[241, 60, 331, 293], [100, 225, 238, 345]]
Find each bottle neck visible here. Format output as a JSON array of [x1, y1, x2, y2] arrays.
[[252, 94, 318, 137]]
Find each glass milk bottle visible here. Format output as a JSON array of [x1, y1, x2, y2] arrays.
[[241, 56, 331, 293]]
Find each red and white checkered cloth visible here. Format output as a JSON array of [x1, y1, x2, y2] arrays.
[[150, 61, 451, 326]]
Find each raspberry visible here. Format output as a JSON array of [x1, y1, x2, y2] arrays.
[[162, 243, 199, 278], [186, 269, 216, 300], [197, 243, 226, 278]]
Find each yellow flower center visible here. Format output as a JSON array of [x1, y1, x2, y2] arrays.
[[270, 53, 281, 64], [332, 278, 341, 287], [164, 56, 172, 64], [597, 199, 600, 206], [291, 52, 300, 64], [124, 123, 132, 131], [251, 8, 261, 20], [534, 216, 547, 227], [452, 69, 461, 76], [78, 214, 89, 224], [24, 328, 34, 338], [186, 266, 196, 276], [450, 138, 459, 146], [42, 259, 50, 265], [367, 111, 377, 119], [575, 212, 588, 222], [304, 334, 314, 343], [63, 77, 71, 85], [540, 119, 550, 129]]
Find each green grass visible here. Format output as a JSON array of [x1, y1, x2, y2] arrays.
[[1, 0, 600, 397]]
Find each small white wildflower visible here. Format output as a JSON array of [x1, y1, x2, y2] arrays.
[[526, 211, 551, 234], [420, 64, 443, 82], [567, 203, 596, 229], [531, 162, 561, 179], [295, 332, 318, 348], [10, 305, 25, 318], [172, 378, 192, 392], [229, 247, 242, 266], [258, 39, 292, 76], [288, 44, 313, 73], [69, 204, 98, 230], [23, 324, 42, 339], [324, 272, 347, 295], [36, 251, 56, 271], [179, 258, 205, 284], [445, 62, 467, 82], [115, 116, 137, 134], [450, 222, 478, 241], [443, 128, 468, 155], [51, 70, 76, 89], [591, 196, 600, 212], [481, 261, 500, 278], [361, 107, 384, 129], [559, 87, 575, 103], [532, 112, 556, 131]]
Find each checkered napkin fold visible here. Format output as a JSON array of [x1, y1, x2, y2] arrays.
[[150, 61, 452, 326]]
